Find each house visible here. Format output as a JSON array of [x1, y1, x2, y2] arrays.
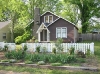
[[29, 8, 78, 43], [0, 20, 11, 42]]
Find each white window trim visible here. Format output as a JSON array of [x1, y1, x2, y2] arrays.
[[56, 27, 67, 38], [44, 15, 53, 23]]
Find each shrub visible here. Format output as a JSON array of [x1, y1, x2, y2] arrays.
[[55, 38, 63, 53], [16, 45, 22, 51], [25, 53, 77, 64], [5, 50, 26, 60], [3, 44, 8, 51], [15, 31, 31, 44], [23, 44, 27, 51], [76, 50, 86, 58], [36, 46, 40, 53], [51, 63, 62, 66], [52, 47, 56, 54], [37, 61, 45, 65], [69, 47, 75, 55]]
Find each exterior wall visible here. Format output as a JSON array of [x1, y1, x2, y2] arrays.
[[0, 24, 11, 42], [48, 18, 75, 43], [40, 12, 59, 24], [74, 27, 78, 42]]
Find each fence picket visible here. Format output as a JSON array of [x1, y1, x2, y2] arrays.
[[0, 42, 94, 54]]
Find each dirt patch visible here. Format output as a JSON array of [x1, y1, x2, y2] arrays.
[[0, 70, 30, 74]]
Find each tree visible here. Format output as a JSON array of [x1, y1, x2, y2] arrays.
[[64, 0, 100, 33], [60, 1, 79, 25], [0, 0, 29, 42]]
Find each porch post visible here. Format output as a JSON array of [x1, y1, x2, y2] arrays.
[[47, 31, 50, 42], [38, 32, 40, 42]]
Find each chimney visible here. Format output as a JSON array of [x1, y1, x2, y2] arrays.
[[33, 8, 40, 38], [34, 8, 40, 25]]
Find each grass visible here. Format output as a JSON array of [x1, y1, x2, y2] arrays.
[[0, 65, 100, 74]]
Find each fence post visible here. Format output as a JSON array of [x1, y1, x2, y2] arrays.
[[90, 42, 94, 54]]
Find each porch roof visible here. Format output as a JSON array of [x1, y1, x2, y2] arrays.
[[36, 22, 50, 33]]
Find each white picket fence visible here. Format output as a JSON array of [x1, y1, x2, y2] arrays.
[[0, 42, 94, 54], [22, 43, 94, 54]]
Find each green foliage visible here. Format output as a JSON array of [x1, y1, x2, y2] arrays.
[[51, 63, 62, 66], [25, 53, 77, 64], [52, 47, 56, 54], [23, 44, 28, 51], [77, 58, 86, 63], [3, 44, 8, 52], [36, 46, 40, 53], [1, 59, 9, 63], [69, 47, 75, 55], [14, 25, 25, 39], [5, 50, 26, 60], [15, 31, 31, 44], [25, 60, 33, 64], [37, 61, 45, 65], [55, 38, 63, 53], [65, 0, 100, 33]]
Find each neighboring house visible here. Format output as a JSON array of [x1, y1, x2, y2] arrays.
[[29, 8, 78, 43], [0, 20, 11, 42]]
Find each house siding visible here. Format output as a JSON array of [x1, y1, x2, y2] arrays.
[[48, 18, 75, 43], [40, 12, 59, 24], [0, 24, 11, 42]]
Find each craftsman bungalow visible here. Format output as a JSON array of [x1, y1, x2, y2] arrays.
[[29, 8, 78, 43]]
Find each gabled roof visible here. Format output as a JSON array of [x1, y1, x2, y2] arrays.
[[41, 11, 78, 29], [36, 22, 50, 33], [28, 11, 78, 30], [0, 20, 11, 29]]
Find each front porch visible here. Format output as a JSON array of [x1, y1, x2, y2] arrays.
[[37, 23, 50, 42]]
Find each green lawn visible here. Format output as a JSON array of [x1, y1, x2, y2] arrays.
[[0, 65, 100, 74]]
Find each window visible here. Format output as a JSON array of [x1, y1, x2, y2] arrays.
[[2, 33, 6, 39], [44, 15, 53, 23], [56, 27, 67, 38]]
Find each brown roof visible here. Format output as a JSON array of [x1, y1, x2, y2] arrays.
[[0, 20, 11, 29]]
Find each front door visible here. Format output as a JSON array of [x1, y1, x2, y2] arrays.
[[40, 29, 47, 41]]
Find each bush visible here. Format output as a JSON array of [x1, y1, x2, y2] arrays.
[[51, 63, 62, 66], [36, 46, 40, 53], [16, 45, 22, 51], [3, 44, 8, 52], [37, 61, 45, 65], [55, 38, 63, 53], [5, 50, 26, 60], [69, 47, 75, 55], [15, 31, 31, 44], [25, 53, 77, 64], [52, 47, 56, 54]]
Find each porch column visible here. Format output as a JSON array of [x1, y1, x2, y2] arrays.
[[47, 31, 50, 42], [38, 32, 40, 42]]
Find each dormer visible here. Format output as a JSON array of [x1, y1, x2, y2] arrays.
[[44, 15, 53, 23]]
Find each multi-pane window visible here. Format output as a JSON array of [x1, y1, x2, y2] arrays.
[[44, 15, 53, 23], [56, 27, 67, 38], [2, 33, 6, 39]]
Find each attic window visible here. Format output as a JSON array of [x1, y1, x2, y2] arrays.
[[44, 15, 53, 23]]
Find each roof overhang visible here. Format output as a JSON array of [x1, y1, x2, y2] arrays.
[[36, 22, 50, 33]]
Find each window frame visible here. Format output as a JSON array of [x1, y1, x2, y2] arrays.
[[2, 33, 6, 39], [44, 15, 53, 23], [56, 27, 67, 38]]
